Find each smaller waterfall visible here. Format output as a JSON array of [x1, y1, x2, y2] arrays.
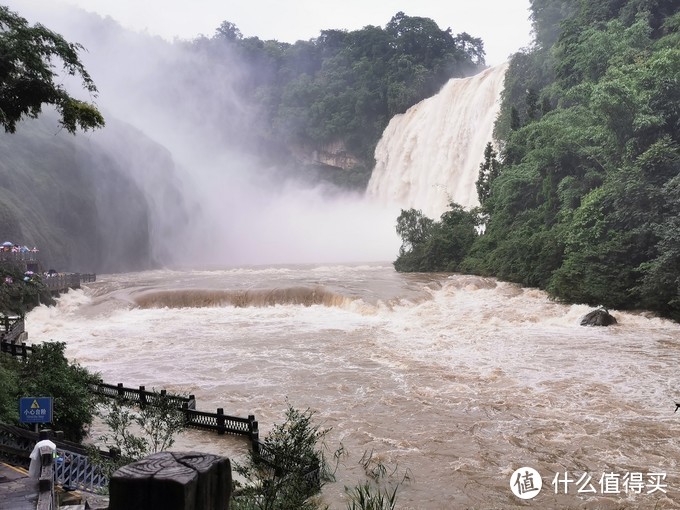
[[366, 63, 508, 219]]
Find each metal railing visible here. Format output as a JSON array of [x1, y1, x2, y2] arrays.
[[91, 382, 260, 446], [0, 251, 38, 263], [0, 317, 332, 493], [55, 448, 108, 492], [0, 425, 112, 492], [0, 315, 25, 341]]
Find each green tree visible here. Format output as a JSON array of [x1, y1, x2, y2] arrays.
[[20, 341, 100, 442], [0, 5, 104, 133], [394, 204, 478, 273], [395, 208, 433, 252], [392, 0, 680, 322], [476, 142, 501, 205], [0, 353, 20, 423], [232, 405, 336, 510], [393, 208, 433, 272], [91, 391, 187, 482], [636, 172, 680, 320]]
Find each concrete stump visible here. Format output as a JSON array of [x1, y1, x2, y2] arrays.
[[109, 451, 231, 510]]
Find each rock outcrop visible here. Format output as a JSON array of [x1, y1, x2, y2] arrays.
[[580, 308, 617, 326]]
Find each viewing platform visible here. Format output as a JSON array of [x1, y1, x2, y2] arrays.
[[0, 250, 95, 296], [0, 251, 41, 275], [42, 273, 96, 295]]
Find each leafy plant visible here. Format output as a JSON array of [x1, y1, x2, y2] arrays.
[[97, 392, 187, 460], [90, 391, 187, 483], [0, 268, 55, 316], [0, 5, 104, 133], [231, 404, 339, 510], [344, 450, 410, 510], [20, 341, 100, 442], [0, 354, 20, 423]]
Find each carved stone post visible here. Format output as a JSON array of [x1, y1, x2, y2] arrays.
[[109, 451, 231, 510]]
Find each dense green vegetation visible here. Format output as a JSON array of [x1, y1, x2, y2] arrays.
[[232, 405, 405, 510], [233, 405, 333, 509], [0, 5, 104, 133], [0, 341, 100, 442], [394, 0, 680, 322], [188, 12, 485, 188], [0, 6, 486, 271]]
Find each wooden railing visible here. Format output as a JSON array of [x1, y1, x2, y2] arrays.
[[92, 382, 196, 411], [91, 382, 260, 447]]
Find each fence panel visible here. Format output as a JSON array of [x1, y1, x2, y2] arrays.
[[55, 449, 108, 492]]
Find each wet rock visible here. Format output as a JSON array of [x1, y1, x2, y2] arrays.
[[580, 308, 617, 326]]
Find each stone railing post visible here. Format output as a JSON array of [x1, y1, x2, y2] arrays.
[[109, 451, 231, 510]]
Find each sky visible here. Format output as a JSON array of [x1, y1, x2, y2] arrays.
[[57, 0, 534, 66]]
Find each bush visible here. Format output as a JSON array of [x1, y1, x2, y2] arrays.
[[89, 391, 187, 484], [344, 450, 410, 510], [19, 341, 100, 442], [232, 405, 338, 510]]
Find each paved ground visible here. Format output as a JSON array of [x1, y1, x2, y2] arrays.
[[0, 462, 38, 510], [0, 461, 110, 509]]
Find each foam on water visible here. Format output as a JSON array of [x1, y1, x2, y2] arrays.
[[25, 266, 680, 508], [367, 64, 509, 218]]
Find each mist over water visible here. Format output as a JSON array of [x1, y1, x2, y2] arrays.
[[12, 3, 680, 509], [8, 0, 403, 267], [7, 2, 511, 269]]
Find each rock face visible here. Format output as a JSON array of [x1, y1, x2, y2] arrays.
[[580, 308, 617, 326], [291, 140, 362, 170]]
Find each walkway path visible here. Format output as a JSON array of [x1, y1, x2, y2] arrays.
[[0, 462, 37, 510]]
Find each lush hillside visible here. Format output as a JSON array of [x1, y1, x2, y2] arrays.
[[0, 7, 487, 272], [395, 0, 680, 321], [182, 11, 486, 189]]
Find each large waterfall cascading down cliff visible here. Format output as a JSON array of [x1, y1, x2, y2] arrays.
[[0, 0, 512, 267], [367, 63, 509, 219]]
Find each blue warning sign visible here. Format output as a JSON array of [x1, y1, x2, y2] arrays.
[[19, 397, 53, 423]]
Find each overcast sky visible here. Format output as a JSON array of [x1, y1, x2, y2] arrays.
[[55, 0, 534, 66]]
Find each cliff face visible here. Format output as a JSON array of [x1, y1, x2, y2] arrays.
[[291, 140, 363, 170], [0, 113, 186, 273]]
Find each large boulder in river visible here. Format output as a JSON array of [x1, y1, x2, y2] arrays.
[[580, 308, 617, 326]]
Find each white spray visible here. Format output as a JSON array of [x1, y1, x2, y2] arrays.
[[366, 63, 508, 219], [5, 1, 507, 266]]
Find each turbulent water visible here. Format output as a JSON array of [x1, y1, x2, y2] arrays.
[[7, 8, 679, 506], [26, 265, 680, 509], [367, 64, 509, 219]]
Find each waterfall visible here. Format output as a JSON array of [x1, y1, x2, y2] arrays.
[[366, 63, 509, 219]]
